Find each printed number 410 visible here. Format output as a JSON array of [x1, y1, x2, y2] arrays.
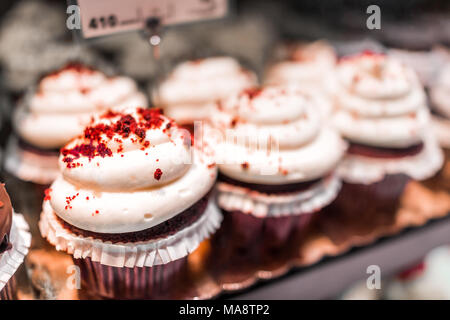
[[89, 15, 118, 29]]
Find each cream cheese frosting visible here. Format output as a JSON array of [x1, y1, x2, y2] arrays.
[[14, 63, 147, 149], [264, 41, 336, 88], [329, 52, 430, 148], [44, 108, 217, 234], [154, 57, 257, 123], [208, 85, 346, 185], [430, 63, 450, 119]]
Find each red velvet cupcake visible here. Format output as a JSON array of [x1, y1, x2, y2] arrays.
[[430, 62, 450, 189], [6, 62, 147, 185], [39, 107, 220, 299], [206, 85, 346, 264], [328, 51, 444, 217], [153, 57, 257, 126]]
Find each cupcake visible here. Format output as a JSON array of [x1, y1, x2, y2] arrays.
[[0, 183, 31, 300], [429, 63, 450, 189], [264, 41, 336, 118], [388, 48, 445, 88], [385, 247, 450, 300], [208, 85, 345, 263], [6, 62, 147, 185], [153, 57, 257, 125], [39, 107, 220, 299], [264, 41, 336, 88], [430, 63, 450, 149], [329, 51, 443, 216]]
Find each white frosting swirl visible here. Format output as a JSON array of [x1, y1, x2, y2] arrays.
[[430, 63, 450, 119], [14, 63, 147, 149], [154, 57, 257, 123], [329, 52, 430, 148], [209, 85, 346, 184], [264, 41, 336, 89], [45, 108, 217, 234]]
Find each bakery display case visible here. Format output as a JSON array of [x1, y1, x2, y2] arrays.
[[0, 0, 449, 301]]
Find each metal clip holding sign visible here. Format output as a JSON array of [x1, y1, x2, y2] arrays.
[[68, 0, 229, 39]]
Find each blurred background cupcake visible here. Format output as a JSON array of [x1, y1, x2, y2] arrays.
[[39, 107, 221, 299], [428, 62, 450, 189], [430, 63, 450, 149], [153, 57, 257, 127], [4, 62, 147, 187], [208, 85, 346, 267], [263, 40, 336, 118], [264, 40, 336, 89], [329, 51, 443, 218]]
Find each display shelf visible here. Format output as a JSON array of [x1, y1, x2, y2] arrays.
[[229, 214, 450, 300]]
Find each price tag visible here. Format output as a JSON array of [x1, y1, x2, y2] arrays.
[[76, 0, 228, 39]]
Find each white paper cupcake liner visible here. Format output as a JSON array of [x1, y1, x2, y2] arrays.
[[0, 214, 31, 292], [432, 115, 450, 149], [4, 135, 59, 185], [39, 200, 222, 268], [337, 133, 444, 185], [216, 174, 342, 218]]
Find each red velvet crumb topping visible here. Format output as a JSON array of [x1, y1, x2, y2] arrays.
[[62, 108, 168, 168]]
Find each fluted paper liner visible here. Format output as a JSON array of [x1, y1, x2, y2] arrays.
[[217, 174, 341, 217], [39, 201, 222, 268], [5, 136, 59, 185], [337, 133, 444, 184], [0, 214, 31, 292]]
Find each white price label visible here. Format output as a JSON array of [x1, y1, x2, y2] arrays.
[[77, 0, 228, 39]]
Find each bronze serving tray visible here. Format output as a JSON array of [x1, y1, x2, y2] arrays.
[[5, 154, 448, 300]]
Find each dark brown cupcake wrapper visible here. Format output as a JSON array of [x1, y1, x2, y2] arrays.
[[0, 274, 17, 300], [330, 174, 411, 220], [74, 256, 187, 299], [211, 209, 314, 271]]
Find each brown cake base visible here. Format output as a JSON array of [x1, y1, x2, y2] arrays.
[[17, 137, 60, 157], [75, 256, 187, 300], [329, 174, 411, 221], [347, 141, 424, 159], [56, 192, 210, 243], [211, 209, 314, 272], [0, 274, 17, 300], [218, 173, 322, 194]]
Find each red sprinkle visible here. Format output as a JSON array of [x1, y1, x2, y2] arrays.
[[339, 50, 385, 63], [207, 163, 216, 169], [241, 87, 263, 99], [154, 168, 163, 180], [397, 262, 426, 281], [44, 188, 52, 201]]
